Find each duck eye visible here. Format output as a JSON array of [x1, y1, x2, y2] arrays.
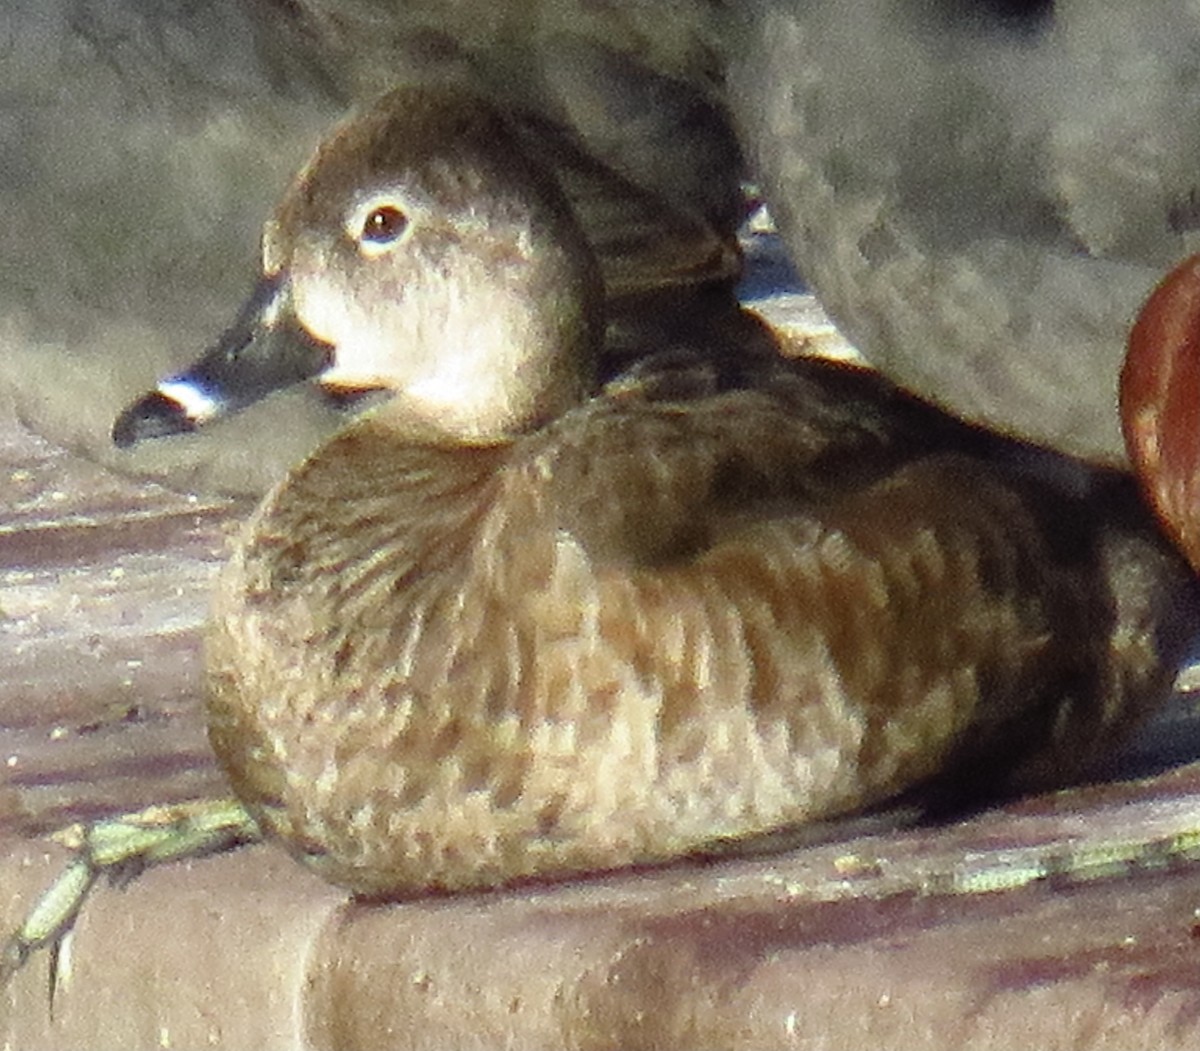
[[360, 205, 408, 245]]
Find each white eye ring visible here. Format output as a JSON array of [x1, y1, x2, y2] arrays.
[[347, 196, 414, 257]]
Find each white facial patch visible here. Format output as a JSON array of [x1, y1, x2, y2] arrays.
[[292, 276, 400, 386], [258, 280, 287, 329]]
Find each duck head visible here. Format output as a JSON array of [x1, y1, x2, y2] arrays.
[[113, 88, 604, 449]]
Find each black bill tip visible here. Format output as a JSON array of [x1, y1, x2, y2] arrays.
[[112, 391, 197, 449]]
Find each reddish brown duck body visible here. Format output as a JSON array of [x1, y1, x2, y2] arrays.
[[1123, 254, 1200, 576], [116, 88, 1196, 897]]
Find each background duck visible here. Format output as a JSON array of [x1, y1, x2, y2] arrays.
[[730, 0, 1200, 465], [1123, 254, 1200, 576], [114, 87, 1198, 897]]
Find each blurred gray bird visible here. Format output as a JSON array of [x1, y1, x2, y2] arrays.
[[730, 0, 1200, 465]]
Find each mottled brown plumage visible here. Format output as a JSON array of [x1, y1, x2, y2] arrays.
[[121, 88, 1196, 897], [206, 364, 1191, 895]]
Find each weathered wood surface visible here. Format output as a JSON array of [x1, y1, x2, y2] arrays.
[[4, 378, 1200, 1048], [0, 413, 239, 836]]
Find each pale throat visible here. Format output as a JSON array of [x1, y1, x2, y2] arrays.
[[300, 274, 586, 441]]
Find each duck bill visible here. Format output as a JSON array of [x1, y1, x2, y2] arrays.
[[112, 273, 334, 448]]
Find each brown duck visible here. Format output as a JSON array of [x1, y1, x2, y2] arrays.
[[1123, 254, 1200, 578], [113, 87, 1196, 898]]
